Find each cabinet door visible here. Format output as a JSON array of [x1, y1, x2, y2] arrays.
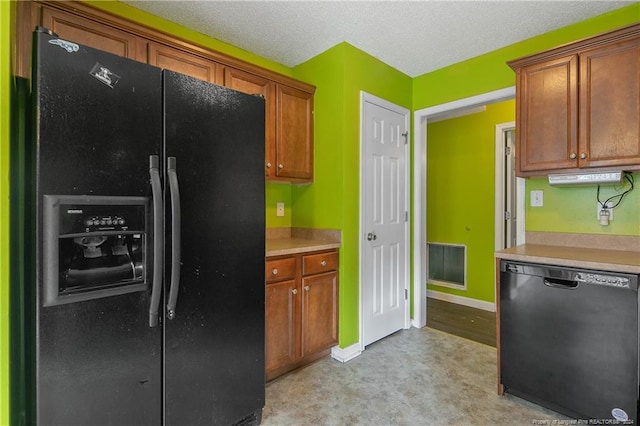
[[276, 85, 314, 182], [148, 42, 219, 84], [516, 55, 578, 174], [301, 272, 338, 357], [224, 67, 275, 177], [265, 280, 300, 372], [579, 37, 640, 168], [41, 5, 147, 61]]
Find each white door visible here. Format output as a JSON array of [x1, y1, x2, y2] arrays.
[[360, 93, 409, 347]]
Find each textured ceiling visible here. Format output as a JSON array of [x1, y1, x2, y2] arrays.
[[123, 1, 634, 77]]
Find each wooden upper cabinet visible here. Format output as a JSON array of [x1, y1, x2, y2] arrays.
[[516, 55, 578, 173], [148, 42, 220, 84], [41, 5, 146, 62], [14, 2, 146, 77], [516, 55, 578, 172], [509, 24, 640, 176], [275, 85, 314, 182], [579, 37, 640, 169], [15, 1, 316, 182], [223, 67, 275, 176]]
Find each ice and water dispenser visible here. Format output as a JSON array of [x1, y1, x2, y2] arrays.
[[42, 195, 150, 306]]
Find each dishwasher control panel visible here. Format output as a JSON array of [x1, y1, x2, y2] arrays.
[[576, 272, 630, 288], [501, 261, 638, 291]]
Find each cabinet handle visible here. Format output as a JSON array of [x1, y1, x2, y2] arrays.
[[320, 260, 327, 267], [291, 288, 298, 295], [580, 152, 587, 159], [266, 162, 272, 169], [569, 153, 577, 159], [272, 268, 278, 275], [278, 163, 284, 169], [304, 286, 310, 292]]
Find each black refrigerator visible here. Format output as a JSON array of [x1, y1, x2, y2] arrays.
[[32, 29, 265, 425]]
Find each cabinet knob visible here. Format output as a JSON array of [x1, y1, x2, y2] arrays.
[[304, 286, 310, 292], [569, 153, 577, 159], [320, 260, 327, 267], [278, 164, 284, 169], [580, 152, 587, 159], [291, 288, 298, 295], [266, 162, 272, 169], [272, 268, 278, 275]]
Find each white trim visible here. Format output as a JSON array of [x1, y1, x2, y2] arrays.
[[359, 91, 411, 351], [331, 343, 362, 363], [494, 121, 516, 252], [427, 290, 496, 312], [413, 86, 515, 329]]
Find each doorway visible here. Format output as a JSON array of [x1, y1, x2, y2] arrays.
[[359, 92, 410, 349], [494, 122, 525, 252], [413, 87, 516, 328]]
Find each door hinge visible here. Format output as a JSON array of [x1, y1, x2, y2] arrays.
[[505, 146, 511, 156], [404, 289, 408, 300], [504, 211, 511, 220], [402, 131, 409, 145], [405, 211, 408, 222]]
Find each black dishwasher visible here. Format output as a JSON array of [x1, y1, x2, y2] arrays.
[[500, 260, 639, 424]]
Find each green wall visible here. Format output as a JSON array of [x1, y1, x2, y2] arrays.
[[292, 43, 412, 347], [1, 1, 11, 423], [526, 174, 640, 235], [426, 101, 515, 303]]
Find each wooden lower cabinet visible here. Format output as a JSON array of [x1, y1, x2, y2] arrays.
[[265, 250, 338, 381], [301, 272, 338, 357]]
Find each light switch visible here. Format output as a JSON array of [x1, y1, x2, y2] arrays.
[[276, 202, 285, 217], [530, 190, 543, 207]]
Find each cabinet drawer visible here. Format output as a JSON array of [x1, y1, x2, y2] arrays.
[[266, 257, 296, 283], [302, 251, 338, 276]]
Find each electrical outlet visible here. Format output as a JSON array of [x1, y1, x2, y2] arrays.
[[530, 190, 544, 207], [596, 202, 614, 220], [276, 202, 285, 217]]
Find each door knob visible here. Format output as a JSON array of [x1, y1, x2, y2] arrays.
[[367, 232, 377, 241]]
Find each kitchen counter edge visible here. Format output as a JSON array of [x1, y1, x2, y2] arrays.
[[266, 238, 341, 257], [496, 244, 640, 274]]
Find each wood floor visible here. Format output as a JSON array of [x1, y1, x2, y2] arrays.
[[426, 297, 496, 347]]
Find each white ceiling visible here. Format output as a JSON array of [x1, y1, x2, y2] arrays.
[[123, 0, 635, 77]]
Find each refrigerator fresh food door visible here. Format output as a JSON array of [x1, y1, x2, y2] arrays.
[[34, 30, 162, 425], [163, 71, 266, 425]]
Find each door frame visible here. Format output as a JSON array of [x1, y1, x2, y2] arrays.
[[359, 91, 411, 351], [494, 121, 525, 252], [412, 87, 515, 328]]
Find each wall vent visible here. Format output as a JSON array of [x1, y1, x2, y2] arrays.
[[427, 243, 466, 289]]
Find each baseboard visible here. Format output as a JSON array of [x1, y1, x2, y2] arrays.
[[330, 343, 362, 363], [427, 290, 495, 312]]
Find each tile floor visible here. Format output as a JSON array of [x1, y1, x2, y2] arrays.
[[262, 327, 566, 425]]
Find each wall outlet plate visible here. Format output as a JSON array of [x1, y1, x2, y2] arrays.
[[596, 202, 614, 220], [276, 202, 285, 217]]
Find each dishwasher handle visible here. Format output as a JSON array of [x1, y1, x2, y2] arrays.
[[543, 278, 579, 290]]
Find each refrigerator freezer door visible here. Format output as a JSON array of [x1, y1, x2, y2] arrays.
[[163, 71, 266, 425], [34, 31, 162, 425]]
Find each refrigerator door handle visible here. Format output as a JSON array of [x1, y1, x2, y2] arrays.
[[167, 156, 181, 320], [149, 155, 163, 327]]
